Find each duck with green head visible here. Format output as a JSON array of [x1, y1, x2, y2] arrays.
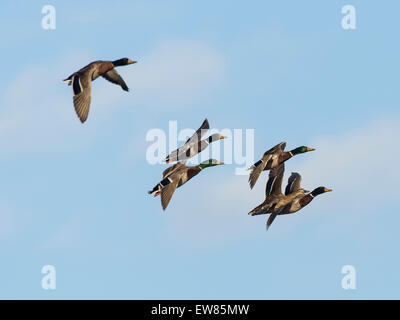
[[248, 142, 315, 189], [148, 159, 224, 210]]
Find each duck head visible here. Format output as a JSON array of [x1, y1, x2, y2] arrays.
[[290, 146, 315, 155], [310, 186, 332, 197], [112, 58, 137, 67], [208, 134, 226, 143], [198, 159, 224, 169]]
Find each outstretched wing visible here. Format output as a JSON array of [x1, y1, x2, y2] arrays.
[[265, 163, 284, 197], [165, 119, 209, 162], [285, 172, 302, 195], [248, 159, 266, 190], [248, 142, 286, 189], [266, 211, 278, 230], [72, 73, 92, 123], [185, 118, 210, 144], [161, 178, 180, 210], [102, 69, 129, 91], [265, 141, 286, 155]]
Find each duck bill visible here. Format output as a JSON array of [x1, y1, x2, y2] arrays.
[[217, 162, 224, 165], [219, 136, 227, 140], [306, 147, 315, 152], [324, 188, 333, 192], [128, 59, 137, 64]]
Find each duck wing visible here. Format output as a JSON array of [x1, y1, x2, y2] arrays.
[[165, 145, 192, 163], [165, 119, 209, 163], [265, 163, 284, 197], [160, 175, 181, 210], [102, 69, 129, 91], [277, 193, 305, 215], [248, 163, 284, 216], [248, 142, 286, 189], [184, 118, 210, 144], [266, 211, 278, 230], [285, 172, 302, 195], [162, 162, 186, 179], [72, 71, 93, 123]]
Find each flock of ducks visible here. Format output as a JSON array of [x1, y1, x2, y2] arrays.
[[248, 143, 332, 229], [64, 58, 332, 231], [148, 119, 225, 210]]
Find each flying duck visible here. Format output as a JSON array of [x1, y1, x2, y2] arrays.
[[248, 142, 315, 189], [63, 58, 137, 123], [149, 159, 224, 210], [164, 119, 226, 163], [248, 163, 332, 229]]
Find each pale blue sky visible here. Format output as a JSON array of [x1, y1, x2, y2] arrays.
[[0, 0, 399, 299]]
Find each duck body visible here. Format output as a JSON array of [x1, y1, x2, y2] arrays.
[[65, 61, 114, 83], [166, 138, 214, 163], [247, 162, 332, 229], [273, 187, 332, 216], [164, 119, 226, 163], [248, 163, 307, 217], [248, 142, 315, 189], [64, 58, 136, 123], [266, 184, 331, 230], [148, 159, 224, 210], [165, 162, 202, 189]]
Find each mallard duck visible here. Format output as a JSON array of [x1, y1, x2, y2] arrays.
[[248, 142, 315, 189], [248, 164, 332, 229], [148, 159, 224, 210], [63, 58, 137, 123], [266, 185, 332, 229], [164, 119, 226, 163], [248, 163, 308, 217]]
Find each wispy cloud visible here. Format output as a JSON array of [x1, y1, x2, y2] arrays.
[[126, 41, 226, 104], [299, 117, 400, 201]]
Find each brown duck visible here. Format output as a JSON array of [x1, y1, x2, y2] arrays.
[[148, 159, 224, 210], [63, 58, 137, 123], [248, 163, 332, 230], [248, 142, 315, 189]]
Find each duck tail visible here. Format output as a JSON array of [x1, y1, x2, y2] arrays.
[[248, 208, 259, 216], [63, 75, 73, 85], [248, 202, 270, 216], [148, 184, 161, 196], [164, 155, 172, 163]]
